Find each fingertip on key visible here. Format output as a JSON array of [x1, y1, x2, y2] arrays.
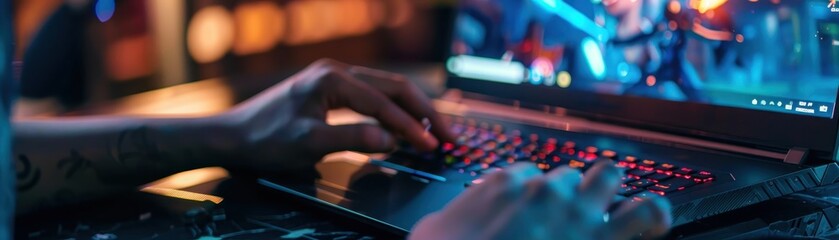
[[418, 133, 439, 152]]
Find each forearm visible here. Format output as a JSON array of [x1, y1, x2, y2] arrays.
[[13, 115, 235, 214]]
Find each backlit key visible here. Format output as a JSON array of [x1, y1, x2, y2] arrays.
[[627, 169, 655, 179], [619, 186, 643, 196], [656, 177, 695, 191], [673, 167, 693, 178], [569, 160, 587, 169], [492, 124, 504, 134], [601, 150, 617, 159], [618, 156, 639, 169], [691, 171, 715, 183], [528, 134, 540, 144], [628, 179, 654, 188], [647, 183, 676, 194]]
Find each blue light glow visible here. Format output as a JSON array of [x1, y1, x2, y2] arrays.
[[582, 37, 605, 80], [95, 0, 115, 22], [538, 0, 557, 8], [532, 0, 609, 42], [456, 15, 487, 49]]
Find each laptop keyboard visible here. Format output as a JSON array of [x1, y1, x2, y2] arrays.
[[440, 117, 716, 198]]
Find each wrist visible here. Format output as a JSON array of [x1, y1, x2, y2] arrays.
[[194, 114, 243, 168], [151, 115, 240, 169]]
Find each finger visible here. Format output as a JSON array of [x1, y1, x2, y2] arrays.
[[484, 162, 543, 194], [603, 196, 672, 240], [348, 66, 456, 143], [483, 162, 543, 220], [578, 160, 624, 211], [311, 59, 451, 146], [323, 70, 439, 151], [442, 162, 541, 218], [307, 123, 396, 155], [541, 166, 583, 202]]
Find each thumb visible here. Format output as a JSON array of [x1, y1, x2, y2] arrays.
[[307, 123, 396, 155]]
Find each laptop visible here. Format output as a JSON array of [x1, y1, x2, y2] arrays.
[[260, 0, 839, 236]]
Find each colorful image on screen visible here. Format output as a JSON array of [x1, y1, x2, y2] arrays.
[[448, 0, 839, 118]]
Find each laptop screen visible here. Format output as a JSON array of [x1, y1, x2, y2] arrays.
[[447, 0, 839, 119]]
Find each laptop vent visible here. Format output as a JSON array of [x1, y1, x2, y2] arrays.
[[672, 202, 695, 224], [689, 187, 763, 220], [681, 171, 818, 223]]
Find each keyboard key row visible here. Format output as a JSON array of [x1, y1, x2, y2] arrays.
[[443, 117, 716, 196]]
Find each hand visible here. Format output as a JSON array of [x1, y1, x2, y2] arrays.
[[409, 161, 672, 240], [217, 59, 453, 171]]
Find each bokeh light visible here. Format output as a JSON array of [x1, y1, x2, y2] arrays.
[[582, 38, 605, 80], [557, 71, 572, 88], [529, 57, 555, 85], [646, 75, 657, 86], [232, 2, 285, 55], [694, 0, 728, 14], [335, 0, 377, 37], [285, 0, 380, 46], [95, 0, 115, 22], [187, 6, 235, 63], [286, 0, 334, 45], [668, 0, 681, 14]]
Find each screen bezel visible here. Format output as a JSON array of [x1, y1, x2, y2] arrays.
[[447, 75, 839, 156]]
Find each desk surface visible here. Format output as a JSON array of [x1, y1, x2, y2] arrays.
[[15, 175, 402, 239]]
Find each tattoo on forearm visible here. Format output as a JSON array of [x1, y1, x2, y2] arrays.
[[17, 125, 206, 204], [15, 124, 206, 211], [16, 155, 41, 192], [112, 127, 164, 166], [57, 149, 91, 179], [98, 126, 188, 184]]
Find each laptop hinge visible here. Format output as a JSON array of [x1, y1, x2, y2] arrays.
[[783, 147, 809, 165]]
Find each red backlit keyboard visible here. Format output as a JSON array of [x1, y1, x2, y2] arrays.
[[443, 118, 715, 197]]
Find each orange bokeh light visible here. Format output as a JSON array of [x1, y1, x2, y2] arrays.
[[336, 0, 377, 36], [695, 0, 728, 14], [286, 0, 381, 46], [187, 6, 235, 63], [233, 2, 286, 55], [286, 0, 334, 45], [669, 1, 682, 14]]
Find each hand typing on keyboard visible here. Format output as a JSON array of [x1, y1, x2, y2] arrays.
[[410, 161, 672, 240], [218, 59, 454, 171]]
